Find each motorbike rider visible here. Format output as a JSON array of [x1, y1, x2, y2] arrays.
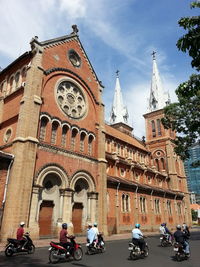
[[132, 223, 145, 253], [92, 222, 99, 247], [182, 223, 190, 238], [87, 223, 96, 245], [16, 222, 26, 249], [159, 223, 166, 235], [163, 223, 172, 243], [59, 223, 72, 253], [173, 224, 190, 255]]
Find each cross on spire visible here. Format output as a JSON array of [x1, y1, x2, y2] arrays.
[[152, 51, 156, 60]]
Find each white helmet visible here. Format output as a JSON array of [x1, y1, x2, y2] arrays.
[[20, 221, 25, 226]]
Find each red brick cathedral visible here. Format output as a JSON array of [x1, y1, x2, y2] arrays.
[[0, 26, 191, 240]]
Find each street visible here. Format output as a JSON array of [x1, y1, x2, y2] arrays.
[[0, 231, 199, 267]]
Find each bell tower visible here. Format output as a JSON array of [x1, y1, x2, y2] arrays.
[[143, 52, 181, 191]]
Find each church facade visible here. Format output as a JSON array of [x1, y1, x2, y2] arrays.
[[0, 26, 191, 241]]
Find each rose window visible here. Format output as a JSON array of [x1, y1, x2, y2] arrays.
[[56, 80, 87, 119]]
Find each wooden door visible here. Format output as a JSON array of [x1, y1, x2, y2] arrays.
[[72, 203, 83, 234], [39, 200, 54, 237]]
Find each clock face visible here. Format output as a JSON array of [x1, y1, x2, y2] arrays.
[[56, 80, 87, 119]]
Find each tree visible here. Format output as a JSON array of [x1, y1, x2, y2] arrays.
[[162, 1, 200, 160]]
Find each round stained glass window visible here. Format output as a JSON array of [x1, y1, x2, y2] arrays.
[[56, 80, 87, 119]]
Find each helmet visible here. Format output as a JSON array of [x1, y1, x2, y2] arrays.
[[20, 221, 25, 226], [135, 223, 140, 228], [176, 225, 181, 230], [161, 223, 165, 226], [88, 223, 92, 227], [62, 223, 68, 229], [93, 222, 98, 227]]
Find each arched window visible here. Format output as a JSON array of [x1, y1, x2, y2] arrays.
[[15, 72, 20, 89], [88, 135, 94, 156], [167, 200, 172, 215], [157, 119, 162, 136], [161, 158, 165, 170], [140, 196, 146, 213], [151, 120, 156, 137], [39, 117, 49, 141], [80, 132, 86, 152], [177, 202, 182, 215], [61, 125, 68, 147], [122, 194, 130, 212], [71, 128, 78, 151], [154, 198, 160, 214], [155, 158, 160, 171], [51, 121, 59, 145]]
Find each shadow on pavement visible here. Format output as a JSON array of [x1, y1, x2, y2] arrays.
[[0, 253, 48, 267]]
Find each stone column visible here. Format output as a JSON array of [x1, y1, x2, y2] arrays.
[[28, 185, 43, 239], [62, 189, 73, 225], [88, 192, 98, 224]]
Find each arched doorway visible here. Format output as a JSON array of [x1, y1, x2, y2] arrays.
[[38, 173, 62, 238], [72, 178, 89, 234]]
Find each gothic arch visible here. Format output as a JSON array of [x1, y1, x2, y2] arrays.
[[35, 164, 69, 188]]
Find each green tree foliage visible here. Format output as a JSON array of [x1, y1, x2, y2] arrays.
[[162, 1, 200, 160], [191, 209, 198, 221]]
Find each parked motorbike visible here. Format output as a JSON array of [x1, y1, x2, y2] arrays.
[[160, 234, 173, 247], [5, 232, 35, 257], [86, 233, 105, 255], [49, 236, 83, 263], [173, 242, 190, 261], [128, 238, 149, 260]]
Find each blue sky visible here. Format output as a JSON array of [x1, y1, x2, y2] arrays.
[[0, 0, 198, 137]]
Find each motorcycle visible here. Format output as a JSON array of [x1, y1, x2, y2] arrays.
[[49, 236, 83, 263], [128, 238, 149, 260], [160, 234, 173, 247], [86, 233, 105, 255], [5, 232, 35, 257], [173, 242, 190, 261]]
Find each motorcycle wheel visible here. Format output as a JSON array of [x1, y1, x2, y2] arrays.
[[176, 253, 181, 262], [100, 245, 106, 253], [49, 249, 60, 264], [5, 245, 14, 257], [28, 244, 35, 254], [130, 251, 137, 260], [143, 246, 149, 257], [161, 240, 167, 247], [74, 247, 83, 261]]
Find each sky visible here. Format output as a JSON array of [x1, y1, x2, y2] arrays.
[[0, 0, 198, 138]]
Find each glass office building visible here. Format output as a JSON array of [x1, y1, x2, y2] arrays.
[[184, 144, 200, 203]]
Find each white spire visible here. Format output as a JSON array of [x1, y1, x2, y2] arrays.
[[148, 51, 170, 112], [110, 71, 129, 124]]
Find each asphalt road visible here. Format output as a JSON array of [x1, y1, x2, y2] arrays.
[[0, 231, 199, 267]]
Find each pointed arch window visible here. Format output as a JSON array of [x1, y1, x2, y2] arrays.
[[151, 120, 156, 137], [155, 158, 160, 171], [157, 119, 162, 136]]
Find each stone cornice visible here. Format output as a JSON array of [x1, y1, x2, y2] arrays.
[[38, 143, 98, 163]]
